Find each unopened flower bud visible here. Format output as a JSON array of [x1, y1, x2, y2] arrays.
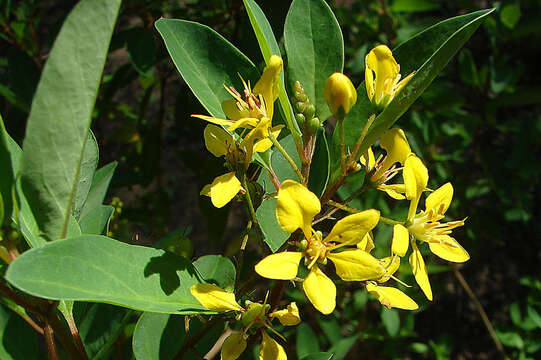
[[324, 72, 357, 115], [296, 101, 306, 113], [304, 104, 316, 120], [308, 117, 320, 134], [295, 113, 306, 126]]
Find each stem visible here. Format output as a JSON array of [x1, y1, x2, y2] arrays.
[[242, 177, 257, 224], [234, 220, 252, 292], [314, 180, 369, 225], [44, 321, 59, 360], [268, 132, 304, 183], [46, 305, 87, 360], [350, 114, 376, 164], [338, 118, 347, 177], [327, 200, 359, 214], [453, 266, 509, 360], [379, 216, 404, 226], [0, 246, 12, 264], [65, 313, 89, 360]]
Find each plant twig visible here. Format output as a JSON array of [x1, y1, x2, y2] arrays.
[[268, 132, 304, 183], [174, 317, 221, 360], [452, 266, 509, 360], [44, 321, 59, 360]]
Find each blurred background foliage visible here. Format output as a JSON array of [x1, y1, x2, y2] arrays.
[[1, 0, 540, 359]]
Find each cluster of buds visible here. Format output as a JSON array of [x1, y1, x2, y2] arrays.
[[293, 81, 320, 136]]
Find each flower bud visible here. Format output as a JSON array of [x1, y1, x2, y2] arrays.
[[295, 113, 306, 126], [324, 72, 357, 115], [304, 103, 316, 120]]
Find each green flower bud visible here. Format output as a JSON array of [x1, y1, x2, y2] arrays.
[[295, 113, 306, 126], [304, 104, 316, 120]]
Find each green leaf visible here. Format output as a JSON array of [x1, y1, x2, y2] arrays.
[[155, 19, 258, 118], [527, 306, 541, 329], [284, 0, 344, 122], [318, 314, 342, 344], [296, 323, 320, 359], [78, 303, 132, 360], [80, 161, 117, 219], [381, 308, 400, 336], [243, 0, 298, 136], [256, 198, 289, 252], [500, 4, 521, 29], [271, 134, 302, 183], [0, 115, 15, 225], [133, 313, 223, 360], [342, 9, 495, 158], [192, 255, 236, 289], [126, 28, 156, 77], [300, 353, 334, 360], [5, 235, 209, 314], [496, 331, 524, 349], [20, 0, 121, 240], [307, 128, 330, 196], [327, 336, 358, 360], [0, 304, 38, 359], [73, 131, 99, 221], [79, 205, 114, 235], [391, 0, 440, 13]]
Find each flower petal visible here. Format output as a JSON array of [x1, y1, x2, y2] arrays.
[[253, 125, 283, 153], [255, 252, 303, 280], [190, 284, 243, 312], [357, 232, 375, 253], [327, 249, 386, 281], [270, 302, 301, 326], [360, 147, 376, 170], [192, 114, 236, 127], [303, 265, 336, 315], [222, 99, 249, 121], [409, 246, 432, 301], [221, 332, 247, 360], [372, 128, 411, 180], [366, 283, 418, 310], [259, 331, 287, 360], [377, 256, 400, 282], [378, 184, 406, 200], [209, 172, 242, 208], [203, 125, 234, 157], [325, 209, 380, 245], [425, 182, 453, 215], [392, 224, 409, 257], [253, 55, 283, 120], [429, 235, 470, 263], [276, 180, 321, 238], [226, 117, 259, 131], [365, 45, 399, 105], [403, 154, 428, 219]]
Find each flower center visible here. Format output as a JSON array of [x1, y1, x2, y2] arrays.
[[407, 204, 465, 243], [304, 231, 328, 268]]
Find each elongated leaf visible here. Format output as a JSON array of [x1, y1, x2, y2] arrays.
[[341, 9, 494, 157], [256, 198, 290, 252], [80, 161, 117, 218], [0, 115, 15, 225], [243, 0, 298, 135], [192, 255, 236, 289], [5, 235, 209, 314], [284, 0, 344, 122], [308, 128, 330, 196], [297, 323, 321, 359], [73, 131, 99, 221], [79, 205, 114, 235], [155, 19, 258, 118], [20, 0, 121, 240]]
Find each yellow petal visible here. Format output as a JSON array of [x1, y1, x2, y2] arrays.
[[253, 125, 283, 153], [323, 72, 357, 114], [378, 256, 400, 282], [360, 147, 375, 170], [366, 283, 418, 310], [372, 128, 411, 180], [365, 45, 399, 105], [356, 231, 375, 253], [222, 99, 249, 121], [391, 224, 409, 257], [276, 180, 321, 238], [226, 117, 259, 131], [409, 246, 432, 301], [403, 154, 428, 219], [429, 235, 470, 263], [394, 71, 415, 96], [253, 55, 283, 120], [204, 125, 235, 157], [325, 209, 380, 245], [327, 249, 386, 281], [425, 182, 453, 215], [190, 284, 243, 312], [192, 114, 236, 127], [303, 265, 336, 315], [254, 252, 303, 280], [259, 331, 287, 360], [378, 184, 406, 200], [270, 302, 301, 326], [209, 172, 242, 208], [221, 332, 247, 360]]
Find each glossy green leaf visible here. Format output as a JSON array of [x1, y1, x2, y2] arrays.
[[500, 4, 521, 29], [79, 205, 114, 235], [5, 235, 209, 314], [271, 134, 302, 183], [341, 9, 494, 161], [256, 198, 289, 252], [155, 18, 258, 118], [243, 0, 298, 136], [0, 115, 15, 225], [20, 0, 121, 240], [296, 323, 320, 359], [284, 0, 344, 122], [80, 161, 117, 219], [192, 255, 236, 289], [73, 131, 99, 221], [0, 304, 38, 360], [307, 128, 330, 196]]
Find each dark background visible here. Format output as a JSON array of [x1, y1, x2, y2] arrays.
[[1, 0, 540, 359]]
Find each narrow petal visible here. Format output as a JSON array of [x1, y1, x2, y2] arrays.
[[209, 172, 242, 208], [200, 184, 211, 197], [409, 246, 432, 301], [328, 249, 386, 281], [270, 302, 301, 326], [259, 331, 287, 360], [222, 99, 249, 121], [253, 125, 283, 153], [392, 224, 409, 257], [425, 182, 453, 215], [378, 184, 406, 200], [253, 55, 283, 120], [255, 252, 302, 280], [226, 117, 259, 131], [276, 180, 321, 237], [360, 147, 375, 170], [429, 236, 470, 263], [203, 125, 234, 157], [192, 114, 236, 127], [403, 154, 428, 219], [366, 283, 418, 310], [325, 209, 380, 245], [378, 256, 400, 282], [303, 265, 336, 315], [373, 128, 411, 180], [221, 332, 247, 360], [190, 284, 243, 312], [357, 232, 375, 253]]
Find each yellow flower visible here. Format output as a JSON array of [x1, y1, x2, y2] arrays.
[[365, 45, 414, 110], [190, 284, 298, 360], [254, 180, 385, 314], [366, 282, 418, 310], [388, 154, 469, 300], [324, 72, 357, 115], [193, 55, 283, 130]]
